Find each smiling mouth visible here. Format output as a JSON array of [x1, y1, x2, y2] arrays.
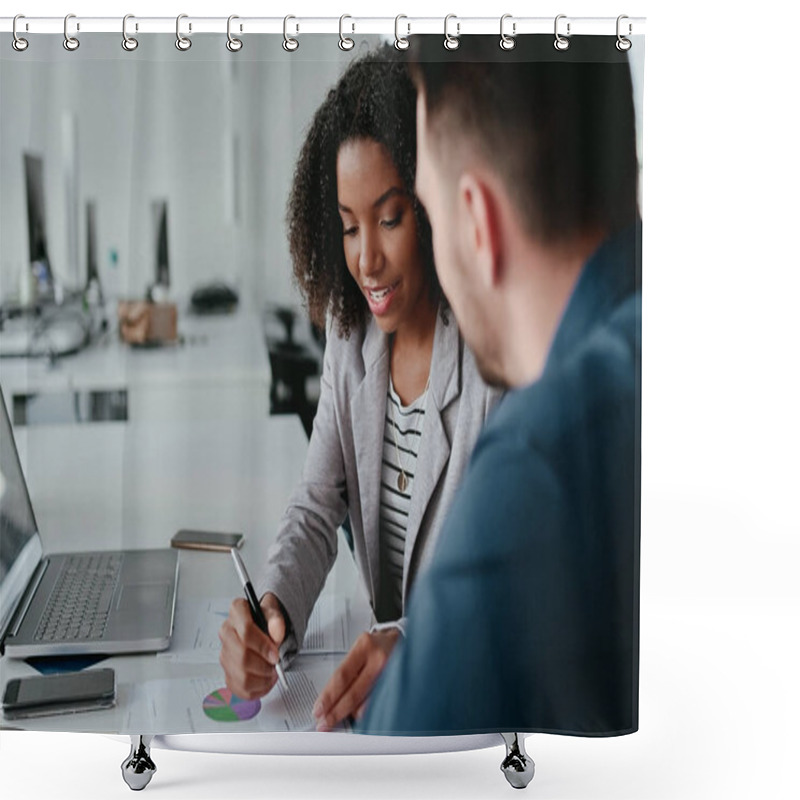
[[366, 281, 399, 302]]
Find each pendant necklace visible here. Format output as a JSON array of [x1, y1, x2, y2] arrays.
[[390, 378, 429, 493]]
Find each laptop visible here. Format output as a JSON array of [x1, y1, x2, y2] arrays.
[[0, 385, 178, 658]]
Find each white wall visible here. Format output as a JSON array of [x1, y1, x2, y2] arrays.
[[1, 32, 642, 312], [0, 34, 369, 311]]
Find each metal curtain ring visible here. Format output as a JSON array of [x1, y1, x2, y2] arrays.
[[122, 14, 138, 51], [554, 14, 570, 51], [500, 14, 516, 50], [283, 15, 299, 52], [227, 15, 243, 52], [63, 13, 80, 51], [339, 15, 355, 51], [176, 14, 192, 51], [444, 14, 460, 51], [616, 15, 632, 51], [394, 15, 410, 51], [12, 14, 29, 52]]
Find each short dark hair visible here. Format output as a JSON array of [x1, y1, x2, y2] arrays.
[[287, 44, 440, 338], [408, 35, 639, 244]]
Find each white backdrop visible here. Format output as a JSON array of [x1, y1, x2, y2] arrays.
[[2, 1, 798, 799]]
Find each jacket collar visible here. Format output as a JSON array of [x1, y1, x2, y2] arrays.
[[359, 305, 461, 411], [545, 220, 642, 376], [352, 305, 461, 611]]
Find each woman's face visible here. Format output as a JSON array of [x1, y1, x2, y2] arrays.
[[337, 138, 429, 335]]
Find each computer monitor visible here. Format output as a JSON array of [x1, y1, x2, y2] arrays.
[[0, 385, 41, 619], [153, 200, 170, 289], [23, 153, 54, 293], [86, 201, 98, 286], [86, 200, 104, 297], [85, 201, 106, 325]]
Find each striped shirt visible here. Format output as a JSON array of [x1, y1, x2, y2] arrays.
[[377, 376, 428, 622]]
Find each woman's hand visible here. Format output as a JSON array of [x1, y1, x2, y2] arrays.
[[218, 592, 287, 699], [312, 628, 401, 730]]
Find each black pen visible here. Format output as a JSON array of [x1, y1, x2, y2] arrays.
[[230, 548, 289, 690]]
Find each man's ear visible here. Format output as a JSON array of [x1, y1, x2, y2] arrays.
[[458, 172, 501, 288]]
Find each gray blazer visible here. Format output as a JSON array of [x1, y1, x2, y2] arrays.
[[255, 307, 499, 654]]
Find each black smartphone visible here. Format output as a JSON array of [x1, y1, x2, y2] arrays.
[[2, 668, 116, 720], [171, 529, 244, 552]]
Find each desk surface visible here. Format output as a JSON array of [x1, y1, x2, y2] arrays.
[[0, 309, 270, 394], [1, 414, 366, 734], [14, 415, 306, 553], [1, 309, 272, 424]]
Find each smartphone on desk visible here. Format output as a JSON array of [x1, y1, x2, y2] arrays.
[[171, 529, 244, 552], [2, 668, 116, 721]]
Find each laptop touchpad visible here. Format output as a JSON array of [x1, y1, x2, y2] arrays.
[[117, 583, 170, 612]]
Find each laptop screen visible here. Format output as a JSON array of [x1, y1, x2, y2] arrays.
[[0, 386, 43, 638]]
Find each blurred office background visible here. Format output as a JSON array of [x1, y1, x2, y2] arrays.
[[1, 34, 389, 435], [0, 34, 372, 308], [0, 33, 642, 435], [0, 34, 389, 552], [1, 32, 643, 314]]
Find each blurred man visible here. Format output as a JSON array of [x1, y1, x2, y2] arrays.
[[361, 36, 641, 735]]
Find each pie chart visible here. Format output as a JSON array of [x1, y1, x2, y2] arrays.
[[202, 687, 261, 722]]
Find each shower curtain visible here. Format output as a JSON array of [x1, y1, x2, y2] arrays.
[[0, 22, 643, 742]]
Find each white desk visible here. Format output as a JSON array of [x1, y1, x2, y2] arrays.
[[0, 412, 505, 792], [0, 413, 366, 734], [13, 415, 305, 555], [0, 310, 271, 423]]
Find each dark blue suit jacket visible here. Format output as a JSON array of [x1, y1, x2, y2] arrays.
[[359, 223, 641, 736]]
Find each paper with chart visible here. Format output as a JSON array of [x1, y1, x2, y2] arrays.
[[124, 655, 346, 733], [159, 594, 364, 663]]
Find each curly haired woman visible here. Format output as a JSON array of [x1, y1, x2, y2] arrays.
[[219, 45, 499, 730]]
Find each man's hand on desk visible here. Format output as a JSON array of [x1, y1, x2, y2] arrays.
[[218, 593, 286, 699], [312, 628, 400, 731]]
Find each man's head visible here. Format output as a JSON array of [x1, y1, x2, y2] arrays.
[[409, 37, 638, 387]]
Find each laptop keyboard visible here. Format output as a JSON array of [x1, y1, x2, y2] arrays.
[[34, 553, 123, 642]]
